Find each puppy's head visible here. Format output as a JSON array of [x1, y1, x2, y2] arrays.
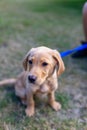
[[23, 46, 65, 86]]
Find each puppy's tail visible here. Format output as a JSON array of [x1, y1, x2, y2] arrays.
[[0, 78, 16, 87]]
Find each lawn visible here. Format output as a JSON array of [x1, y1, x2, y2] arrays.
[[0, 0, 87, 130]]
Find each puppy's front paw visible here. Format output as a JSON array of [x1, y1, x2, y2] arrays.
[[51, 101, 61, 111], [25, 107, 35, 117]]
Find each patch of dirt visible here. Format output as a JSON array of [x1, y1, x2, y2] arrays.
[[58, 57, 87, 124]]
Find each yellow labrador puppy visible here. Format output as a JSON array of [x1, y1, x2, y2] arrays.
[[0, 46, 65, 117]]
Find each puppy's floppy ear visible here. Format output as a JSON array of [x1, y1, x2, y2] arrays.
[[23, 48, 35, 70], [52, 50, 65, 76], [23, 51, 30, 71]]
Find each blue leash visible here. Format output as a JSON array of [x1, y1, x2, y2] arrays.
[[60, 44, 87, 57]]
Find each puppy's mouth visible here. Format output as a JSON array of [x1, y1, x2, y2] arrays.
[[27, 74, 47, 86], [29, 80, 43, 86]]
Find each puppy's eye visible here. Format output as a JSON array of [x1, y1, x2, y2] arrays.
[[29, 60, 33, 65], [42, 62, 48, 67]]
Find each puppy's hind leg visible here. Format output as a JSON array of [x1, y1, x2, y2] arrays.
[[15, 81, 26, 105]]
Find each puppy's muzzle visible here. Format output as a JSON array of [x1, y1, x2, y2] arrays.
[[28, 75, 37, 84]]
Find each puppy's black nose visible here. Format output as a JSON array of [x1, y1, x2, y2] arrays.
[[28, 75, 37, 83]]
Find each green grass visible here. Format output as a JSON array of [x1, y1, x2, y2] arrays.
[[0, 87, 70, 130], [56, 92, 69, 109], [0, 0, 87, 130]]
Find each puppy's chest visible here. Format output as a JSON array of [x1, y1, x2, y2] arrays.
[[35, 81, 55, 100], [35, 84, 49, 99], [36, 80, 55, 95]]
